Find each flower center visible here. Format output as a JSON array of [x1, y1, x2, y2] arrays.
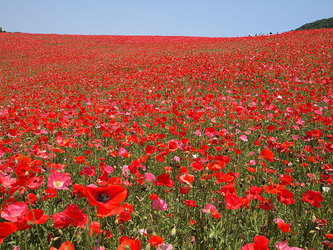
[[54, 181, 63, 187], [97, 192, 110, 202]]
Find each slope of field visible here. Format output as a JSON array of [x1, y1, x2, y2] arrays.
[[0, 29, 332, 249]]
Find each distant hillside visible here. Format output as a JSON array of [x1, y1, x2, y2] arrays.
[[296, 17, 333, 31]]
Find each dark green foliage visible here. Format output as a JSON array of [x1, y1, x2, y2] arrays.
[[296, 17, 333, 31]]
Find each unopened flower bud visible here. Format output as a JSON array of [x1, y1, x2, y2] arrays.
[[53, 237, 60, 241], [144, 244, 151, 250], [171, 227, 177, 236], [13, 190, 21, 198], [147, 226, 154, 235], [312, 215, 316, 223]]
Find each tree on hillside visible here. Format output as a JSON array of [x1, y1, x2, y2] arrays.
[[296, 17, 333, 31]]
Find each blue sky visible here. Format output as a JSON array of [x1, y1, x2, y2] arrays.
[[1, 0, 332, 37]]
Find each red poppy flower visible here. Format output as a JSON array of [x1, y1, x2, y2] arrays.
[[260, 148, 274, 163], [84, 185, 128, 217], [242, 235, 270, 250], [179, 174, 195, 186], [168, 140, 178, 151], [225, 195, 241, 210], [264, 178, 285, 195], [52, 204, 88, 229], [149, 235, 164, 247], [118, 238, 141, 250], [254, 235, 270, 249], [43, 188, 58, 200], [277, 222, 293, 233], [191, 161, 204, 172], [184, 200, 197, 207], [145, 144, 155, 155], [206, 161, 226, 171], [180, 186, 190, 194], [26, 193, 37, 205], [50, 241, 75, 250], [0, 222, 16, 244], [156, 155, 165, 162], [153, 173, 174, 188], [277, 189, 295, 205], [150, 194, 159, 200], [245, 186, 264, 200], [25, 209, 49, 224], [74, 156, 86, 164], [302, 190, 324, 207], [266, 124, 275, 132], [258, 198, 274, 210]]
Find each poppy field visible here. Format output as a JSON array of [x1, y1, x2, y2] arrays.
[[0, 29, 332, 249]]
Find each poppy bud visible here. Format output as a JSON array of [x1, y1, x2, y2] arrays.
[[53, 237, 60, 241], [147, 226, 154, 235], [25, 171, 29, 177], [171, 227, 177, 236], [13, 190, 21, 198], [144, 244, 151, 250], [312, 215, 317, 223], [58, 229, 63, 236]]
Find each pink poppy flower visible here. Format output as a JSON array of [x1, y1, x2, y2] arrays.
[[239, 135, 248, 142], [152, 199, 167, 211], [275, 241, 304, 250], [47, 172, 72, 190], [1, 202, 28, 222], [157, 243, 174, 250], [194, 130, 202, 136], [201, 204, 217, 213], [145, 173, 155, 182]]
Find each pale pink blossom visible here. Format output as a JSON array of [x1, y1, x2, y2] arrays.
[[194, 130, 202, 136], [157, 243, 174, 250], [239, 135, 248, 142], [145, 173, 155, 182], [47, 172, 72, 190], [275, 241, 304, 250]]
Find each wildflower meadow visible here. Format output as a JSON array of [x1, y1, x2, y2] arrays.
[[0, 29, 332, 249]]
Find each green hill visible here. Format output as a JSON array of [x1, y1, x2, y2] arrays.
[[296, 17, 333, 31]]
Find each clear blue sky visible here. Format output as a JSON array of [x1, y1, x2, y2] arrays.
[[1, 0, 332, 37]]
